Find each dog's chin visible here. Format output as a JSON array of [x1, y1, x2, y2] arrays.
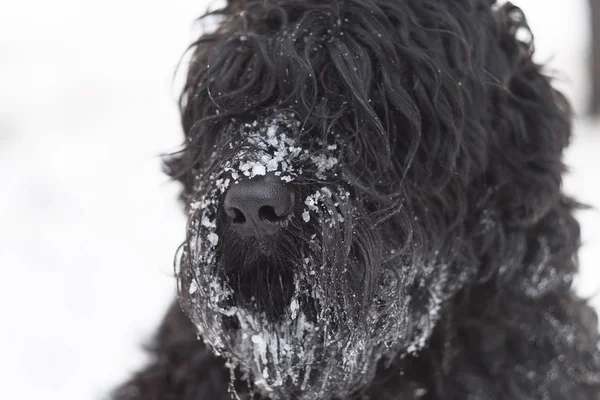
[[180, 256, 438, 400], [189, 273, 380, 400]]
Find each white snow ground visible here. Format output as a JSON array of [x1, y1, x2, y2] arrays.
[[0, 1, 597, 399]]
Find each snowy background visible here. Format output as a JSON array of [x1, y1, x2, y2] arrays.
[[0, 1, 598, 399]]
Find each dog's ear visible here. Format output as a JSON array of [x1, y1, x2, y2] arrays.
[[484, 3, 572, 227]]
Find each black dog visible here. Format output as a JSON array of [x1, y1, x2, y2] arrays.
[[113, 1, 600, 399]]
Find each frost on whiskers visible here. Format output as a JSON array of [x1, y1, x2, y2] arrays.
[[179, 111, 451, 399]]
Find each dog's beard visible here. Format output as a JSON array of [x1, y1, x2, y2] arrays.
[[175, 113, 451, 399]]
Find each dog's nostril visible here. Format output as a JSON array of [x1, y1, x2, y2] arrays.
[[232, 208, 246, 224], [258, 205, 284, 222]]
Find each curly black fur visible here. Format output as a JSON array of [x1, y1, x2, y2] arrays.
[[113, 0, 600, 399]]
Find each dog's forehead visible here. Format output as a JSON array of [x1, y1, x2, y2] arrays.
[[238, 111, 301, 137]]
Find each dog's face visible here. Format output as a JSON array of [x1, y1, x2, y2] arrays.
[[168, 0, 570, 398], [178, 110, 453, 398]]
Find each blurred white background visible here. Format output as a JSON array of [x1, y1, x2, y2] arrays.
[[0, 1, 598, 399]]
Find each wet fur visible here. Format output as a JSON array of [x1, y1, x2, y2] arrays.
[[113, 0, 600, 399]]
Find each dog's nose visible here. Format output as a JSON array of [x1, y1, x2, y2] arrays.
[[224, 174, 295, 237]]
